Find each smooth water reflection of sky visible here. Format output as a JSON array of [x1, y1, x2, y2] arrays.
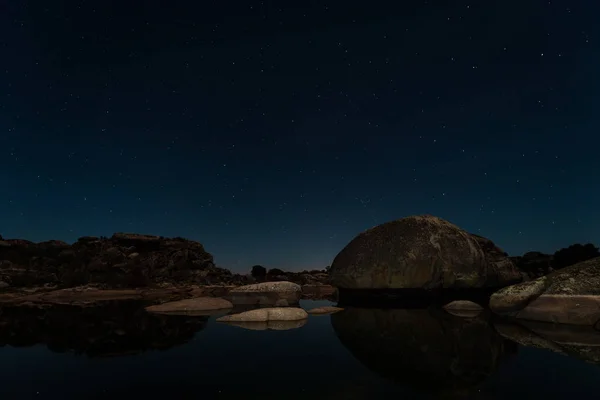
[[0, 300, 599, 399]]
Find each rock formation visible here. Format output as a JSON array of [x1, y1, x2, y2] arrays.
[[306, 306, 344, 315], [224, 281, 302, 306], [329, 215, 522, 291], [145, 297, 233, 315], [490, 257, 600, 326], [510, 251, 554, 280], [0, 233, 334, 299], [0, 233, 251, 290]]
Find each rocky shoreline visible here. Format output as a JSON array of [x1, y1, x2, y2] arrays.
[[1, 216, 599, 395], [0, 283, 337, 308], [2, 216, 599, 328], [0, 232, 334, 306]]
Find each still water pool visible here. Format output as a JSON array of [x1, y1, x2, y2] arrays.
[[0, 299, 598, 399]]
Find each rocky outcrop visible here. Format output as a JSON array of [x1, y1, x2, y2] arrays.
[[510, 251, 554, 280], [216, 307, 308, 323], [509, 244, 600, 280], [145, 297, 233, 315], [553, 243, 600, 270], [265, 270, 330, 285], [331, 307, 517, 395], [0, 286, 201, 307], [0, 233, 253, 289], [329, 215, 522, 291], [224, 281, 301, 306], [0, 301, 208, 357], [300, 284, 337, 300], [490, 257, 600, 325]]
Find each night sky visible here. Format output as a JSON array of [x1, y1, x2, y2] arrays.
[[1, 1, 598, 272]]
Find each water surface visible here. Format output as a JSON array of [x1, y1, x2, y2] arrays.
[[0, 299, 598, 399]]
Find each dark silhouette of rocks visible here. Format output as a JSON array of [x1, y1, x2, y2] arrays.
[[0, 231, 328, 296], [267, 268, 285, 277], [224, 281, 302, 307], [0, 232, 253, 290], [0, 231, 336, 307], [265, 269, 330, 285], [331, 306, 518, 395], [553, 243, 600, 270], [510, 252, 554, 280], [0, 301, 208, 357], [250, 265, 267, 280], [510, 243, 599, 280], [4, 226, 593, 307], [248, 265, 330, 287], [329, 215, 522, 294]]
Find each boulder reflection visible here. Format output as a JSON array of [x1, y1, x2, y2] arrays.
[[331, 306, 518, 395], [494, 319, 600, 365], [0, 301, 207, 357]]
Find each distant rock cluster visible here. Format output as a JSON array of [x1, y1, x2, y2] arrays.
[[0, 233, 331, 291], [510, 243, 600, 280], [0, 233, 250, 289]]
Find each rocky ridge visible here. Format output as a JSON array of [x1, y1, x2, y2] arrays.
[[0, 232, 334, 306], [0, 232, 330, 290]]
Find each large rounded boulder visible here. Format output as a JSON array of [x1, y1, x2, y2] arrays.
[[329, 215, 521, 290]]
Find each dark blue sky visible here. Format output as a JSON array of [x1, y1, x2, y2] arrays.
[[1, 1, 598, 272]]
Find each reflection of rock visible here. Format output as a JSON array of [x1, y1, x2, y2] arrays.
[[0, 301, 207, 357], [216, 307, 308, 323], [307, 306, 344, 315], [443, 300, 484, 318], [145, 297, 233, 316], [494, 319, 600, 365], [490, 257, 600, 325], [224, 281, 301, 306], [330, 215, 521, 291], [219, 319, 307, 331], [331, 307, 517, 394]]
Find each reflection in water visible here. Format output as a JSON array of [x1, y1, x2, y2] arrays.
[[331, 307, 518, 396], [494, 319, 600, 365], [218, 319, 307, 331], [0, 301, 207, 357]]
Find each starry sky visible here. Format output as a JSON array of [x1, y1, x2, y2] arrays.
[[1, 1, 599, 272]]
